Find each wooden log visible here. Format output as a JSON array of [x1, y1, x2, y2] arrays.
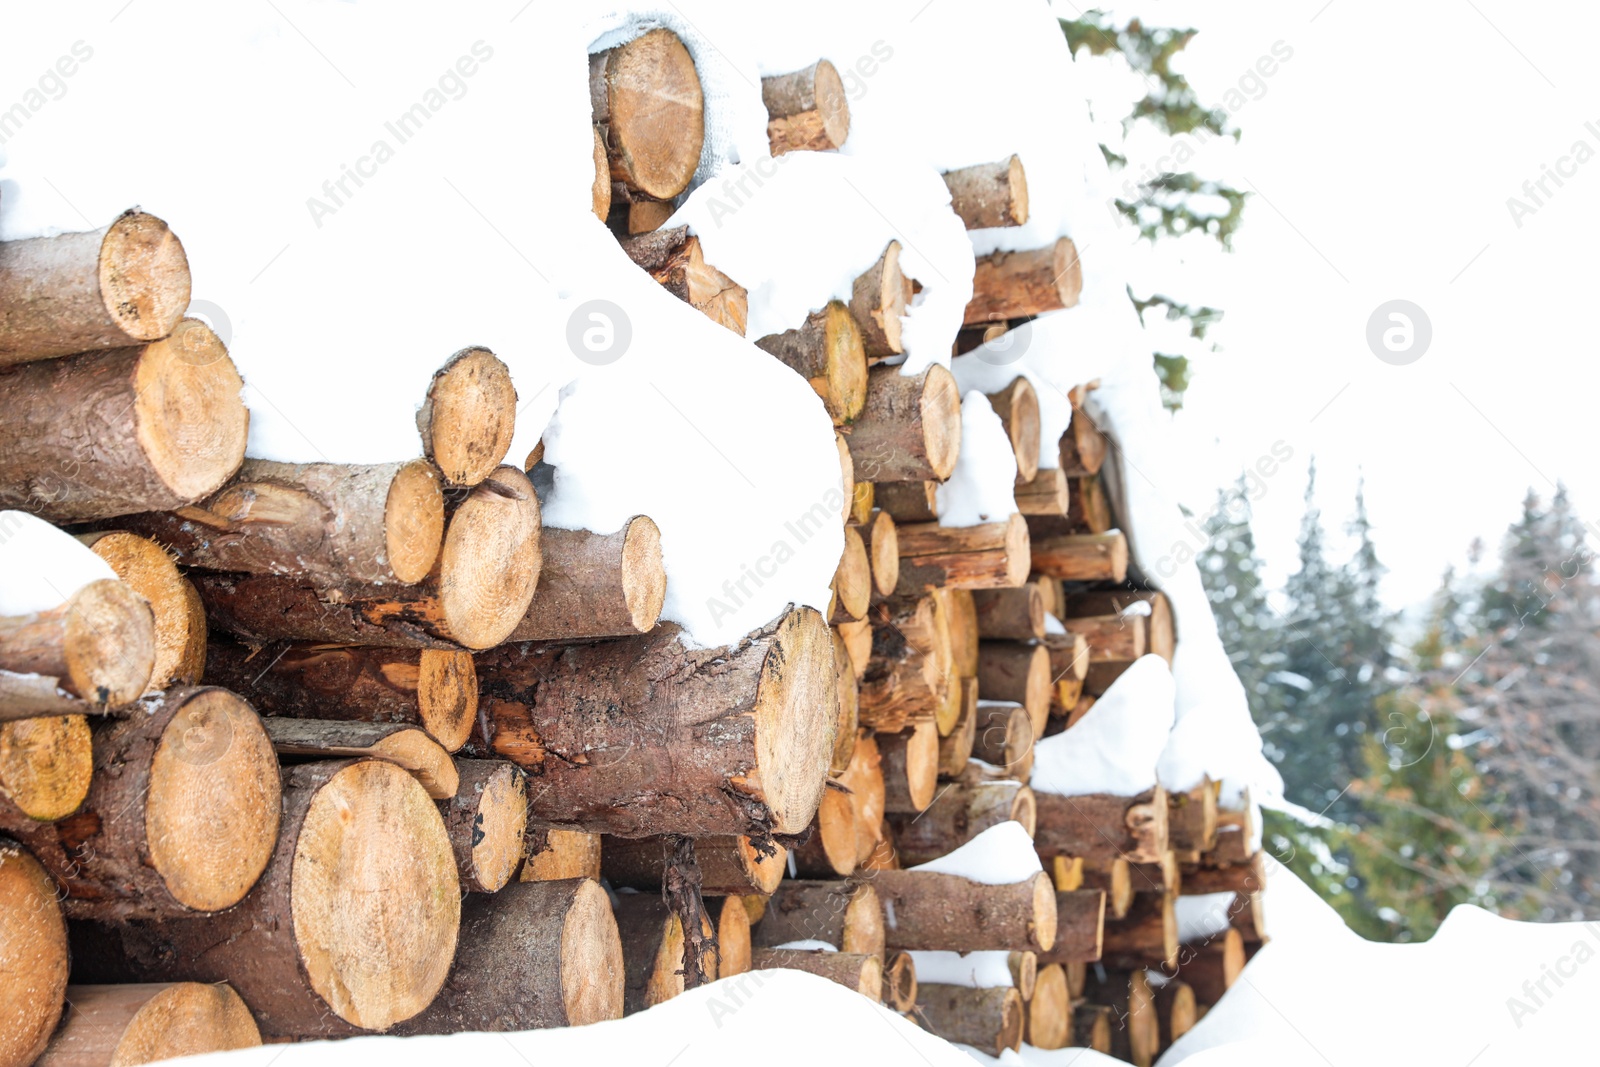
[[1073, 1002, 1114, 1054], [835, 618, 872, 681], [850, 241, 913, 358], [750, 949, 881, 1000], [972, 585, 1045, 641], [1014, 466, 1069, 517], [1168, 780, 1219, 853], [1230, 890, 1267, 944], [591, 125, 612, 220], [1155, 979, 1198, 1049], [1059, 611, 1145, 665], [0, 714, 92, 821], [0, 321, 248, 522], [0, 579, 155, 719], [508, 517, 665, 642], [762, 60, 850, 154], [1033, 888, 1105, 966], [1, 688, 279, 921], [202, 641, 479, 752], [416, 348, 518, 488], [828, 628, 860, 776], [987, 376, 1041, 482], [714, 895, 752, 977], [37, 983, 260, 1067], [1183, 851, 1267, 896], [1021, 964, 1068, 1051], [938, 679, 979, 776], [71, 759, 460, 1036], [1043, 631, 1089, 688], [1085, 969, 1159, 1067], [885, 951, 919, 1013], [1030, 530, 1128, 583], [612, 894, 716, 1015], [0, 840, 69, 1067], [971, 702, 1033, 779], [878, 720, 938, 814], [1130, 852, 1181, 897], [977, 640, 1050, 738], [939, 588, 980, 679], [1101, 892, 1177, 970], [521, 829, 602, 882], [77, 532, 205, 692], [590, 28, 704, 201], [1033, 787, 1169, 865], [872, 869, 1056, 952], [0, 211, 190, 364], [604, 835, 786, 896], [619, 227, 747, 336], [848, 478, 875, 525], [262, 717, 458, 800], [1068, 473, 1114, 534], [193, 465, 542, 650], [624, 199, 674, 234], [965, 238, 1082, 324], [120, 458, 446, 587], [886, 779, 1034, 864], [789, 786, 857, 878], [1050, 854, 1084, 892], [1067, 590, 1175, 663], [1174, 927, 1243, 1005], [858, 600, 947, 732], [396, 878, 623, 1033], [942, 156, 1029, 230], [873, 480, 939, 523], [840, 730, 887, 867], [847, 364, 960, 482], [1058, 386, 1108, 476], [915, 984, 1023, 1057], [861, 817, 900, 870], [829, 525, 871, 623], [757, 301, 866, 425], [1081, 858, 1134, 919], [442, 759, 528, 893], [896, 513, 1030, 595], [855, 508, 900, 599], [477, 607, 834, 837]]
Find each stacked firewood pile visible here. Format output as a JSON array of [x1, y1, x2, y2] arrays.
[[0, 28, 1264, 1067]]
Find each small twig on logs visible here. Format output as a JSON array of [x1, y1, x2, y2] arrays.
[[662, 835, 716, 988]]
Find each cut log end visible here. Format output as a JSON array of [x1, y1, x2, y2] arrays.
[[64, 578, 158, 710], [752, 607, 837, 835], [591, 125, 612, 221], [416, 649, 478, 751], [80, 531, 204, 692], [0, 844, 68, 1067], [0, 714, 92, 821], [418, 348, 518, 488], [1031, 871, 1059, 952], [384, 458, 447, 584], [41, 982, 261, 1067], [762, 59, 850, 154], [438, 465, 542, 649], [134, 320, 249, 501], [100, 212, 193, 344], [884, 951, 918, 1012], [1028, 963, 1071, 1050], [922, 364, 963, 481], [593, 29, 706, 201], [943, 155, 1030, 230], [621, 516, 668, 632], [452, 760, 528, 893], [561, 879, 629, 1025], [522, 830, 603, 882]]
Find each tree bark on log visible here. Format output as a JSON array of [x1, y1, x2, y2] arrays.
[[623, 199, 674, 234], [77, 532, 205, 692], [1, 688, 280, 921], [441, 759, 528, 893], [972, 586, 1045, 641], [475, 607, 835, 837], [762, 60, 850, 154], [987, 376, 1041, 482], [262, 717, 457, 800], [895, 514, 1030, 595], [396, 878, 623, 1033], [971, 703, 1034, 780], [1067, 473, 1114, 534], [0, 714, 93, 822], [858, 599, 948, 732], [750, 949, 881, 1000], [1033, 787, 1169, 865], [1230, 890, 1267, 944], [590, 29, 704, 202], [1027, 962, 1071, 1050], [120, 458, 446, 586], [416, 348, 518, 488], [521, 829, 602, 882], [37, 983, 260, 1067], [757, 301, 866, 425], [1034, 888, 1106, 966], [873, 869, 1056, 952], [885, 779, 1033, 864], [603, 834, 786, 896], [612, 894, 716, 1015], [751, 880, 885, 956], [507, 517, 665, 642], [1081, 857, 1133, 919], [915, 984, 1024, 1057], [1085, 969, 1159, 1067], [846, 364, 961, 482], [1101, 892, 1177, 970], [942, 156, 1030, 231], [193, 464, 542, 650], [70, 759, 459, 1036], [0, 841, 69, 1067], [878, 720, 938, 813], [621, 229, 748, 336], [965, 238, 1082, 324], [1168, 781, 1219, 853], [1173, 927, 1243, 1005], [1067, 590, 1175, 663], [0, 579, 154, 719], [1058, 385, 1108, 476], [1182, 851, 1266, 896], [977, 640, 1051, 738], [1014, 466, 1069, 517], [203, 641, 479, 752], [1155, 979, 1197, 1049], [850, 242, 913, 358], [1073, 1003, 1114, 1054], [873, 480, 939, 523], [1059, 611, 1146, 663], [1030, 531, 1129, 583], [0, 211, 190, 364], [0, 322, 248, 523]]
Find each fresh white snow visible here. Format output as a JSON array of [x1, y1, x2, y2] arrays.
[[936, 391, 1021, 527], [907, 950, 1018, 989], [1030, 654, 1175, 797], [0, 511, 118, 616], [906, 820, 1041, 886]]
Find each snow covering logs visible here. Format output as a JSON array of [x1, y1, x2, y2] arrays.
[[0, 16, 1261, 1067]]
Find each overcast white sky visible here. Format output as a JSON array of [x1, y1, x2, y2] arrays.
[[1061, 0, 1600, 616]]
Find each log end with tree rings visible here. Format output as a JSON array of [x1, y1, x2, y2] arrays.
[[0, 714, 92, 822], [619, 516, 668, 632], [591, 125, 612, 221], [557, 879, 628, 1026], [38, 982, 261, 1067], [437, 464, 542, 649], [383, 458, 448, 584], [445, 760, 528, 894], [34, 577, 157, 713], [145, 688, 281, 913], [291, 760, 460, 1031], [922, 363, 963, 481], [1027, 963, 1071, 1050], [0, 842, 69, 1067], [133, 319, 249, 503], [884, 951, 918, 1012], [761, 59, 850, 154], [751, 606, 837, 835], [97, 212, 193, 346], [415, 649, 479, 751], [942, 156, 1030, 230], [417, 348, 518, 488], [79, 531, 204, 693], [592, 29, 705, 202], [714, 896, 752, 978]]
